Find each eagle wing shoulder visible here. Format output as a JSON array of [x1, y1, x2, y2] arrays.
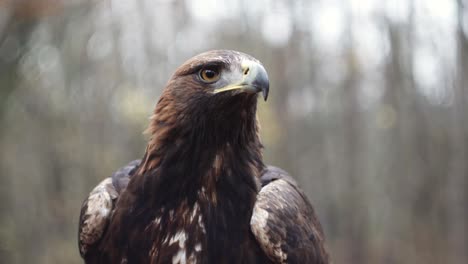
[[250, 166, 330, 264], [78, 160, 141, 258]]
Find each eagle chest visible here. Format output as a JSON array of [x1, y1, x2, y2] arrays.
[[142, 185, 257, 264], [146, 202, 206, 264]]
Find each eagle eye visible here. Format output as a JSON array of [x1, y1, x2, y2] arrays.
[[199, 67, 220, 83]]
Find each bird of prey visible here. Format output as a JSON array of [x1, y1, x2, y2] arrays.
[[78, 50, 329, 264]]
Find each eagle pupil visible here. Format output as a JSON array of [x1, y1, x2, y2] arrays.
[[206, 70, 215, 78]]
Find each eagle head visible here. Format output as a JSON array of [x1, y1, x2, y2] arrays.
[[154, 50, 269, 122], [141, 50, 269, 174]]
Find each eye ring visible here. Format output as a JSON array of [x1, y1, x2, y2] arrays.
[[199, 67, 220, 83]]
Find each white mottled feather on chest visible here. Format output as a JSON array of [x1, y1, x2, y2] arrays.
[[149, 201, 204, 263], [170, 231, 187, 264]]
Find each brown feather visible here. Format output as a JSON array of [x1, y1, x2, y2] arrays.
[[251, 166, 330, 264], [78, 160, 140, 261]]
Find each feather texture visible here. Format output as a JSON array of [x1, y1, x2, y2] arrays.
[[78, 160, 140, 261], [251, 166, 329, 263]]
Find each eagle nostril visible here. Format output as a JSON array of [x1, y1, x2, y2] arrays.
[[243, 67, 250, 76]]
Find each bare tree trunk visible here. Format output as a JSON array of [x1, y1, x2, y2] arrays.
[[448, 1, 468, 262]]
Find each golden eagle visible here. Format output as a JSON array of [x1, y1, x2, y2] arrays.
[[78, 50, 329, 264]]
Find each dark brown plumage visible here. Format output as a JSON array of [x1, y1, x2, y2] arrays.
[[78, 50, 329, 264]]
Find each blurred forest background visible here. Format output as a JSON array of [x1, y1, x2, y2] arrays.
[[0, 0, 467, 263]]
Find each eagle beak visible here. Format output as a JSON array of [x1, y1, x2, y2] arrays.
[[213, 60, 270, 101]]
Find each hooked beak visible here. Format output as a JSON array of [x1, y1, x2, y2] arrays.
[[213, 60, 270, 101]]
